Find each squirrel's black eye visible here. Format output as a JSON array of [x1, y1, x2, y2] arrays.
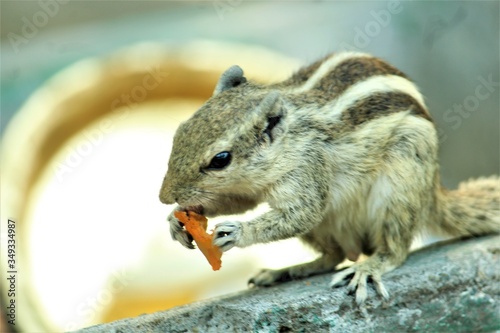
[[206, 151, 232, 170]]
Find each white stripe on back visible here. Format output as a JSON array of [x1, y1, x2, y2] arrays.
[[292, 52, 370, 94], [324, 74, 427, 117]]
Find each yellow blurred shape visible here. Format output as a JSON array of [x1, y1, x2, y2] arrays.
[[0, 41, 303, 332]]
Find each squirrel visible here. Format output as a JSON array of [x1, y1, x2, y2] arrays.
[[159, 51, 500, 304]]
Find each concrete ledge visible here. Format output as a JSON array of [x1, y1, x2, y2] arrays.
[[77, 235, 500, 332]]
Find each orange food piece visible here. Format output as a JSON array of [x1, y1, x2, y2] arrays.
[[174, 211, 222, 271]]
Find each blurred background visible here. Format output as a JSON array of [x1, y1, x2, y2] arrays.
[[1, 1, 498, 332]]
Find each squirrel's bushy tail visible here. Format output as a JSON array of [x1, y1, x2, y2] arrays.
[[436, 176, 500, 237]]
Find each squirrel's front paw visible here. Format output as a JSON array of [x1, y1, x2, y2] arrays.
[[167, 208, 195, 249], [213, 221, 242, 252]]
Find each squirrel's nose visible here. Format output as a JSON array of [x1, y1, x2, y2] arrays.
[[159, 192, 175, 205]]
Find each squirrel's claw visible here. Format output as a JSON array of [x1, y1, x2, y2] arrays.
[[213, 221, 242, 252], [167, 208, 195, 249], [330, 263, 389, 304]]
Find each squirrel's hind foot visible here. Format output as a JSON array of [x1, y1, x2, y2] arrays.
[[330, 253, 399, 304]]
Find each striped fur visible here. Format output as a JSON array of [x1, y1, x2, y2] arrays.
[[160, 52, 500, 304]]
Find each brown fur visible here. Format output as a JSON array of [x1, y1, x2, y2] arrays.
[[159, 51, 500, 304]]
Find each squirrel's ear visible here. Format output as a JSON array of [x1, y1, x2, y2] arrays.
[[258, 91, 284, 117], [257, 91, 286, 143], [213, 65, 247, 95]]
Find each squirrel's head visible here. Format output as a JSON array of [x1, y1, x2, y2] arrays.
[[159, 65, 288, 215]]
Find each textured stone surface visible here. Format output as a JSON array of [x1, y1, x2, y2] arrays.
[[77, 235, 500, 333]]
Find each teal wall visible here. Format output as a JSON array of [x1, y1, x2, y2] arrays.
[[1, 1, 498, 187]]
